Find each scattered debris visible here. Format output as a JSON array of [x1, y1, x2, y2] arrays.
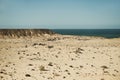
[[74, 48, 84, 54], [47, 38, 56, 41], [39, 65, 48, 71], [53, 73, 60, 76], [32, 43, 38, 46]]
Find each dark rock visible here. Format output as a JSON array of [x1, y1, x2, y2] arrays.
[[101, 78, 104, 80], [25, 74, 31, 77], [101, 66, 109, 69], [48, 45, 54, 49], [63, 76, 66, 79], [80, 65, 83, 68], [69, 65, 73, 68], [32, 43, 38, 46], [48, 62, 53, 66], [39, 43, 46, 46], [28, 64, 33, 66]]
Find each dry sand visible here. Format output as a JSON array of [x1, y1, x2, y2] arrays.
[[0, 35, 120, 80]]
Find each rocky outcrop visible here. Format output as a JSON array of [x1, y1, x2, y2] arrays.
[[0, 29, 55, 38]]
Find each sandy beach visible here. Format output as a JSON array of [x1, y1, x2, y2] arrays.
[[0, 33, 120, 80], [1, 0, 120, 79]]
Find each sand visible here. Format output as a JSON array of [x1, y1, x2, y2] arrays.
[[0, 35, 120, 80]]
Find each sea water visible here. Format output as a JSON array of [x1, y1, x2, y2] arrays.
[[52, 29, 120, 38]]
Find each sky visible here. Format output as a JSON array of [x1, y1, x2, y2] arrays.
[[0, 0, 120, 29]]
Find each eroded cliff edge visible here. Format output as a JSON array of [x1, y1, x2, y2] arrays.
[[0, 29, 56, 38]]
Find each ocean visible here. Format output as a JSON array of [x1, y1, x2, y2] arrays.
[[52, 29, 120, 38]]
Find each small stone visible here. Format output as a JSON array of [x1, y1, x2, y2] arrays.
[[28, 64, 33, 66], [69, 65, 73, 68], [68, 72, 70, 75], [63, 76, 66, 78], [48, 62, 53, 66], [25, 74, 31, 77], [101, 78, 104, 80], [80, 65, 83, 68], [101, 66, 108, 69], [48, 46, 54, 49]]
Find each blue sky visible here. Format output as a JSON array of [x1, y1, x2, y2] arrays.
[[0, 0, 120, 29]]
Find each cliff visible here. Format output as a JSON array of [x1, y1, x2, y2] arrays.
[[0, 29, 56, 38]]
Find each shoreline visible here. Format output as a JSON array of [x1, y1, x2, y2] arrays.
[[52, 29, 120, 39]]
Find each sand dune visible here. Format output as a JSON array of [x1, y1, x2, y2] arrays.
[[0, 30, 120, 80]]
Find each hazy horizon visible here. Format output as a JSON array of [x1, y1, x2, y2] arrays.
[[0, 25, 120, 29], [0, 0, 120, 29]]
